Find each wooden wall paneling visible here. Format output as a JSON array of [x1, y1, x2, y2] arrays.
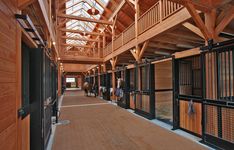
[[130, 93, 135, 109], [221, 107, 234, 143], [205, 105, 218, 137], [154, 60, 172, 89], [0, 0, 28, 150], [154, 60, 173, 122], [179, 100, 202, 135]]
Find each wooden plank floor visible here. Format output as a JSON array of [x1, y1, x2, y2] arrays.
[[52, 90, 207, 150]]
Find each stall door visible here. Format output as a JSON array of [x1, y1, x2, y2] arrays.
[[129, 68, 135, 109], [174, 56, 202, 136], [117, 69, 130, 109], [135, 63, 155, 119], [155, 60, 173, 124], [201, 40, 234, 150]]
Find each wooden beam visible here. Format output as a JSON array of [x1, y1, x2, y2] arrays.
[[96, 0, 112, 14], [185, 2, 211, 40], [215, 5, 234, 35], [110, 57, 118, 68], [173, 47, 200, 59], [126, 0, 136, 12], [59, 28, 105, 36], [60, 56, 103, 64], [183, 22, 205, 39], [138, 41, 149, 60], [58, 13, 113, 25], [130, 49, 138, 60], [61, 43, 94, 49], [60, 36, 99, 42], [128, 0, 135, 5], [18, 0, 36, 9], [109, 0, 126, 21]]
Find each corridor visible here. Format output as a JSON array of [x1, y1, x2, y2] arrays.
[[52, 90, 207, 150]]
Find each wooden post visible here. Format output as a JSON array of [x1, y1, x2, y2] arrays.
[[96, 65, 100, 95], [110, 57, 118, 102], [98, 36, 101, 57], [159, 0, 163, 22], [57, 62, 62, 96], [134, 0, 139, 62]]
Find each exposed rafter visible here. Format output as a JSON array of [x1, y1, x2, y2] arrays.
[[215, 5, 234, 35], [61, 43, 94, 49], [183, 22, 205, 39], [57, 13, 113, 25], [59, 28, 105, 36], [184, 2, 211, 40], [60, 36, 99, 42]]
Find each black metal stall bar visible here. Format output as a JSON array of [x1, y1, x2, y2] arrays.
[[200, 39, 234, 150]]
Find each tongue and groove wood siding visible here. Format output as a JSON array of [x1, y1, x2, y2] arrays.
[[0, 0, 24, 150]]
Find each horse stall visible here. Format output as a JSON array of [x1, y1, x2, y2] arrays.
[[135, 62, 155, 119], [174, 55, 202, 136], [104, 72, 111, 100], [129, 67, 136, 109], [115, 67, 130, 109], [200, 39, 234, 150], [95, 74, 99, 96], [21, 43, 58, 149], [153, 57, 173, 124]]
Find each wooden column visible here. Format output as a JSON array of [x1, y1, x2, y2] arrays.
[[98, 36, 101, 57], [98, 65, 101, 95], [57, 62, 62, 96], [134, 0, 139, 51], [205, 9, 217, 42], [110, 57, 118, 102]]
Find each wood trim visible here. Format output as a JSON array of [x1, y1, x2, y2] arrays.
[[151, 58, 172, 64], [173, 47, 200, 59]]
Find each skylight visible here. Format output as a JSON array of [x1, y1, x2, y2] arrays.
[[65, 0, 109, 50]]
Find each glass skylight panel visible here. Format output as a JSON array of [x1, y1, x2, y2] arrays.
[[65, 0, 110, 46]]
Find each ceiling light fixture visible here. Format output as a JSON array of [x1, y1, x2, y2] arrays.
[[87, 0, 99, 15]]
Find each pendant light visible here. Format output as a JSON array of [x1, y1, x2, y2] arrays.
[[87, 0, 99, 15]]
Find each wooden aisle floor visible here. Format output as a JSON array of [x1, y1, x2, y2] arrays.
[[52, 90, 207, 150]]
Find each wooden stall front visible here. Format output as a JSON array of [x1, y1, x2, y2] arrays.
[[154, 58, 173, 124], [129, 67, 136, 109], [135, 62, 155, 119], [175, 55, 202, 136], [201, 39, 234, 150]]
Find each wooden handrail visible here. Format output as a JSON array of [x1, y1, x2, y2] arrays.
[[102, 0, 183, 57], [138, 1, 160, 21]]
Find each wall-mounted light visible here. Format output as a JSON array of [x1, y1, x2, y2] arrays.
[[15, 14, 45, 47], [58, 57, 61, 60], [53, 42, 56, 45]]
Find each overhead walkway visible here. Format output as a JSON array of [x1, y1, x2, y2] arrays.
[[52, 90, 208, 150]]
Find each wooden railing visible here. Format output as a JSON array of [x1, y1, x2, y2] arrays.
[[114, 34, 122, 50], [138, 2, 160, 35], [102, 0, 183, 57], [103, 42, 112, 56], [123, 23, 135, 45], [162, 0, 183, 20]]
